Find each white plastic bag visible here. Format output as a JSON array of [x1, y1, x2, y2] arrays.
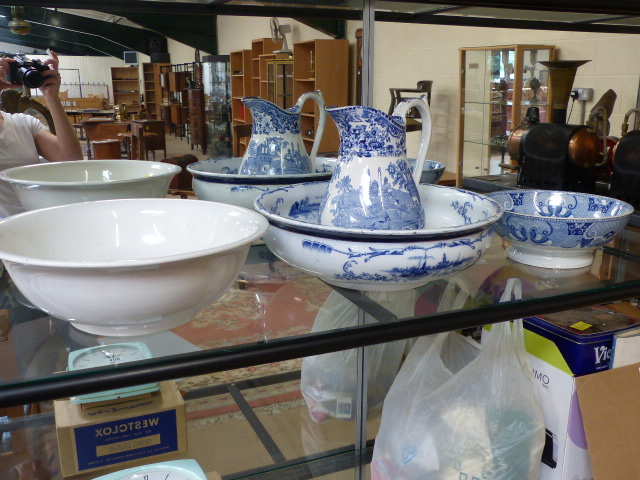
[[301, 290, 414, 423], [371, 278, 545, 480]]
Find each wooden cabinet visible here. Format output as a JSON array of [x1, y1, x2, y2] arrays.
[[293, 39, 349, 155], [111, 66, 141, 114], [187, 88, 207, 154], [142, 62, 170, 121], [457, 45, 556, 184], [267, 56, 294, 109]]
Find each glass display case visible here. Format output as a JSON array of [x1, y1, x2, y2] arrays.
[[4, 2, 640, 480], [3, 228, 640, 478], [458, 45, 556, 182], [267, 58, 294, 109], [203, 54, 233, 158]]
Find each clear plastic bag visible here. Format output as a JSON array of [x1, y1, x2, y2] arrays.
[[371, 278, 545, 480], [300, 290, 414, 423]]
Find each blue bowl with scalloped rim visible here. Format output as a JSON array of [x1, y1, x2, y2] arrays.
[[488, 190, 633, 269]]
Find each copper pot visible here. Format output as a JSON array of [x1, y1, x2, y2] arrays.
[[568, 127, 602, 168], [507, 125, 526, 162]]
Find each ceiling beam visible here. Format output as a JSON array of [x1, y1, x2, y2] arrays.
[[0, 6, 163, 57]]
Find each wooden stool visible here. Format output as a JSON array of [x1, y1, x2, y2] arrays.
[[93, 139, 123, 160]]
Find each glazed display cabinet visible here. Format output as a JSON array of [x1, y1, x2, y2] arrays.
[[5, 1, 640, 479], [457, 45, 556, 183], [203, 55, 233, 159], [267, 57, 294, 109], [4, 229, 640, 479]]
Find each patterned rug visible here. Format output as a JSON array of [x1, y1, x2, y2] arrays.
[[173, 273, 333, 421]]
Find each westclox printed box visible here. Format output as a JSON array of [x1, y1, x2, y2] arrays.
[[54, 381, 187, 477]]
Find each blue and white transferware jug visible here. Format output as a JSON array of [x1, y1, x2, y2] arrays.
[[239, 91, 326, 176], [318, 95, 432, 230]]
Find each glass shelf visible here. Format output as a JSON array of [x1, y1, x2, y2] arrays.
[[2, 227, 640, 408]]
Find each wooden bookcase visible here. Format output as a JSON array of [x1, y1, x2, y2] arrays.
[[293, 39, 349, 155], [251, 38, 281, 97], [230, 38, 349, 156], [230, 49, 253, 126], [259, 53, 277, 99], [142, 62, 171, 121], [111, 66, 141, 114]]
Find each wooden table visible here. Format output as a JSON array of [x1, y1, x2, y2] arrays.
[[81, 119, 166, 160]]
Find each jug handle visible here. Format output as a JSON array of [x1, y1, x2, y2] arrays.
[[296, 90, 326, 164], [393, 95, 433, 184]]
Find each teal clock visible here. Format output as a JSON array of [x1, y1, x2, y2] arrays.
[[67, 342, 160, 404], [91, 459, 208, 480]]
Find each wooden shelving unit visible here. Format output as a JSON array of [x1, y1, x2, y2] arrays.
[[259, 53, 277, 99], [111, 66, 141, 114], [293, 39, 349, 155], [142, 62, 171, 120], [230, 38, 348, 156], [251, 38, 281, 97], [230, 49, 253, 125]]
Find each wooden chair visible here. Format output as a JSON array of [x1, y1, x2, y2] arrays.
[[0, 89, 55, 133], [388, 80, 433, 132], [132, 120, 166, 160], [82, 121, 129, 159]]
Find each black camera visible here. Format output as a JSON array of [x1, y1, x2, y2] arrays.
[[7, 54, 50, 89]]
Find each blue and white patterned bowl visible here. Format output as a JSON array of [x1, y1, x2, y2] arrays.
[[488, 190, 633, 269], [255, 182, 503, 291], [187, 157, 333, 210]]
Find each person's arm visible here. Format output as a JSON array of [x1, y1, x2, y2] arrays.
[[33, 51, 84, 162]]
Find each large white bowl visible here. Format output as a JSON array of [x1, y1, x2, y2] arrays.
[[488, 190, 633, 268], [0, 160, 181, 210], [187, 156, 333, 210], [255, 182, 503, 291], [0, 198, 269, 336]]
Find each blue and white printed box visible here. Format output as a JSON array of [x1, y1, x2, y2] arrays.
[[54, 381, 187, 477]]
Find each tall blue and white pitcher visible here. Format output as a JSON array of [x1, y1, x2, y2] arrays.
[[318, 95, 432, 230], [239, 91, 326, 175]]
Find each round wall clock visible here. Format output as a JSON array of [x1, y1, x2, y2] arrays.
[[67, 342, 160, 404], [91, 459, 207, 480]]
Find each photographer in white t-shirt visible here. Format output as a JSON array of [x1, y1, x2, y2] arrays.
[[0, 51, 83, 217]]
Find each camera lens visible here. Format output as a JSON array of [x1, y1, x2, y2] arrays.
[[20, 68, 46, 89]]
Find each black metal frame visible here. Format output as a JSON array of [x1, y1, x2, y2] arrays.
[[3, 260, 640, 409]]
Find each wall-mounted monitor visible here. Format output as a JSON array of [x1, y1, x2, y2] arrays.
[[123, 51, 139, 67]]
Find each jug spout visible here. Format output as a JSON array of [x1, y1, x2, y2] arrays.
[[242, 97, 300, 134], [326, 106, 406, 161]]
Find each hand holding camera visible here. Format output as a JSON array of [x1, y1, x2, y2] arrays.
[[0, 51, 60, 93]]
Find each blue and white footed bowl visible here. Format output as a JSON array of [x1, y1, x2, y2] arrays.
[[255, 182, 503, 291], [488, 190, 633, 269], [187, 157, 333, 210], [321, 158, 445, 185]]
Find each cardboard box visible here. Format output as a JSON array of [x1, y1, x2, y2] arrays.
[[577, 362, 640, 480], [483, 325, 594, 479], [524, 303, 640, 376], [528, 354, 593, 480], [54, 381, 187, 477]]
